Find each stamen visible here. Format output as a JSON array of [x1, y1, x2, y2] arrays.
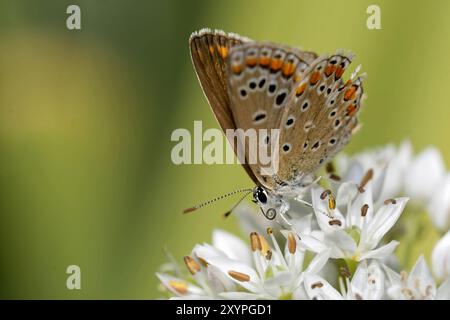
[[288, 233, 297, 254], [328, 219, 342, 226], [339, 266, 351, 278], [183, 256, 201, 275], [328, 193, 336, 210], [250, 232, 262, 252], [168, 280, 188, 294], [361, 204, 369, 217], [384, 198, 397, 205], [311, 281, 324, 289], [359, 168, 374, 189], [197, 257, 209, 268], [259, 235, 270, 254], [329, 174, 341, 181], [267, 227, 273, 235], [320, 189, 331, 200], [400, 271, 408, 282], [358, 186, 365, 193], [228, 270, 250, 282], [265, 250, 273, 260]]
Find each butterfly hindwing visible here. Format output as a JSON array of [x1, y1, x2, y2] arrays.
[[277, 51, 365, 184], [226, 43, 316, 188]]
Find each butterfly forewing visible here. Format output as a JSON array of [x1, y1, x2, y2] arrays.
[[190, 29, 250, 132], [190, 29, 263, 184], [277, 51, 365, 184]]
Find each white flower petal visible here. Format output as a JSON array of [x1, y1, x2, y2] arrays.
[[349, 261, 384, 300], [362, 197, 408, 250], [304, 274, 343, 300], [305, 249, 331, 274], [436, 278, 450, 300], [156, 273, 203, 297], [298, 234, 329, 254], [312, 187, 346, 232], [192, 243, 227, 262], [427, 174, 450, 230], [206, 256, 261, 293], [324, 229, 357, 258], [408, 255, 436, 292], [404, 147, 445, 203], [289, 214, 312, 235], [358, 240, 398, 261], [212, 229, 252, 265], [432, 230, 450, 280]]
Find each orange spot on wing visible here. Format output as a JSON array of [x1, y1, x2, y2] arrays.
[[231, 64, 242, 75], [344, 85, 358, 101], [309, 71, 321, 85], [347, 104, 358, 116], [209, 46, 215, 54], [296, 83, 307, 96], [335, 66, 345, 79], [246, 57, 257, 67], [259, 56, 271, 67], [293, 74, 302, 83], [282, 62, 296, 78], [325, 64, 336, 77], [218, 46, 228, 59], [270, 59, 283, 72]]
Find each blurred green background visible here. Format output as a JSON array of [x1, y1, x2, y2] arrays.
[[0, 0, 449, 299]]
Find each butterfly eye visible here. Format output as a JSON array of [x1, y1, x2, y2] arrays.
[[253, 187, 268, 204]]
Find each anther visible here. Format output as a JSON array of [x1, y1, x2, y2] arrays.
[[311, 281, 324, 289], [228, 270, 250, 282], [361, 204, 369, 217], [340, 266, 351, 278], [197, 257, 209, 268], [168, 280, 188, 294], [320, 189, 331, 200], [267, 227, 273, 235], [329, 174, 341, 181], [384, 198, 397, 205], [184, 256, 201, 275], [288, 233, 297, 254], [328, 193, 336, 210], [250, 232, 262, 252], [265, 250, 273, 260], [328, 219, 342, 226]]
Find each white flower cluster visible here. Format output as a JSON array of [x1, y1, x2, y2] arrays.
[[157, 141, 450, 300]]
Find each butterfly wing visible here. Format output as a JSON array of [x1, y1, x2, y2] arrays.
[[276, 51, 366, 184], [226, 42, 317, 188], [190, 29, 250, 132], [190, 29, 263, 184]]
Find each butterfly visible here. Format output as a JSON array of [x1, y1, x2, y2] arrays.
[[185, 28, 365, 223]]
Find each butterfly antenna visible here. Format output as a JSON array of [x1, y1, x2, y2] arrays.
[[223, 190, 253, 218], [183, 188, 253, 214]]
